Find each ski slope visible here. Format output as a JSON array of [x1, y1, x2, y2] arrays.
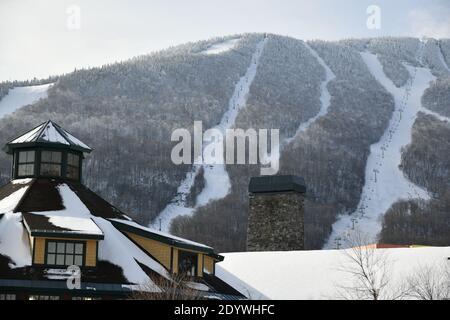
[[324, 43, 436, 249], [0, 83, 53, 119], [201, 38, 241, 55], [152, 37, 268, 232]]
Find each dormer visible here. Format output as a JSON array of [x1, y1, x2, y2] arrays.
[[4, 120, 92, 182]]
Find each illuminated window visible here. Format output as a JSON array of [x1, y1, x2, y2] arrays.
[[29, 295, 60, 300]]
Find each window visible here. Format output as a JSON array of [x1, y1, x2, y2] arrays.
[[46, 240, 85, 267], [29, 295, 59, 300], [17, 150, 35, 177], [67, 153, 80, 180], [72, 296, 101, 300], [178, 251, 198, 277], [40, 151, 62, 177], [0, 294, 16, 300]]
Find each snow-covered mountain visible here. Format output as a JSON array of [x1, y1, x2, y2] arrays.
[[0, 34, 449, 251]]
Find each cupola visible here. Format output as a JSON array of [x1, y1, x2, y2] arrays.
[[3, 120, 92, 182]]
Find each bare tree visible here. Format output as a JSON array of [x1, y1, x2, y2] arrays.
[[405, 262, 450, 300], [335, 231, 406, 300], [128, 274, 205, 300]]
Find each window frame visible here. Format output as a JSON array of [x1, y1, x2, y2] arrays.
[[66, 152, 81, 181], [178, 250, 198, 277], [39, 150, 63, 178], [44, 239, 86, 267], [16, 150, 36, 178]]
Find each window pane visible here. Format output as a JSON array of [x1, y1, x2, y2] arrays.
[[48, 242, 56, 253], [75, 243, 83, 254], [74, 255, 83, 266], [65, 255, 74, 266], [68, 153, 80, 167], [18, 164, 34, 176], [49, 296, 60, 300], [40, 163, 61, 177], [66, 243, 74, 254], [67, 166, 80, 180], [41, 151, 62, 163], [57, 242, 65, 253], [27, 151, 35, 162], [47, 254, 55, 265], [56, 254, 65, 265]]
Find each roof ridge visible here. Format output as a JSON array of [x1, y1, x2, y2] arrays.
[[5, 120, 47, 145]]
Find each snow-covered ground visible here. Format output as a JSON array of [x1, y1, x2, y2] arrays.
[[325, 43, 438, 249], [152, 37, 268, 232], [0, 83, 52, 119], [217, 246, 450, 300], [201, 38, 241, 55], [285, 42, 336, 145]]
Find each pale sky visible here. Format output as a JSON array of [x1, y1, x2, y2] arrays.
[[1, 0, 449, 82]]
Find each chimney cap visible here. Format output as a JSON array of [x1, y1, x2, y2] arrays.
[[249, 175, 306, 194]]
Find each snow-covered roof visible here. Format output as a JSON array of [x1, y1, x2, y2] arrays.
[[23, 213, 104, 239], [5, 120, 92, 154], [0, 179, 168, 286], [216, 247, 450, 300], [109, 218, 215, 254]]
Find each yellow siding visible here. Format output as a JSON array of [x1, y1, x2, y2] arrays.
[[34, 237, 46, 264], [173, 248, 178, 273], [197, 254, 203, 277], [33, 237, 98, 267], [203, 256, 215, 275], [85, 240, 97, 267], [126, 232, 172, 270]]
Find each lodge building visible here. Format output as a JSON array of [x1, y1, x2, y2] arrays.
[[0, 121, 242, 300]]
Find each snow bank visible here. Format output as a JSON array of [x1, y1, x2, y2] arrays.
[[201, 38, 241, 55], [217, 247, 450, 300], [0, 83, 52, 119]]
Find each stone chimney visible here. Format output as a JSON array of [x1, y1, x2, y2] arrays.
[[246, 175, 306, 251]]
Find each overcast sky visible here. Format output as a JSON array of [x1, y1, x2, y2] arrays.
[[1, 0, 449, 82]]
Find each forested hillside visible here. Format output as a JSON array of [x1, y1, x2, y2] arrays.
[[0, 34, 449, 252]]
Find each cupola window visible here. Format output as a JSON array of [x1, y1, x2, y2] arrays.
[[5, 120, 92, 181], [17, 150, 35, 177], [67, 153, 80, 180], [40, 150, 62, 177]]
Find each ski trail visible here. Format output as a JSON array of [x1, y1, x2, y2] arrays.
[[324, 41, 435, 249], [285, 42, 336, 145], [152, 38, 268, 232], [0, 83, 53, 119]]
